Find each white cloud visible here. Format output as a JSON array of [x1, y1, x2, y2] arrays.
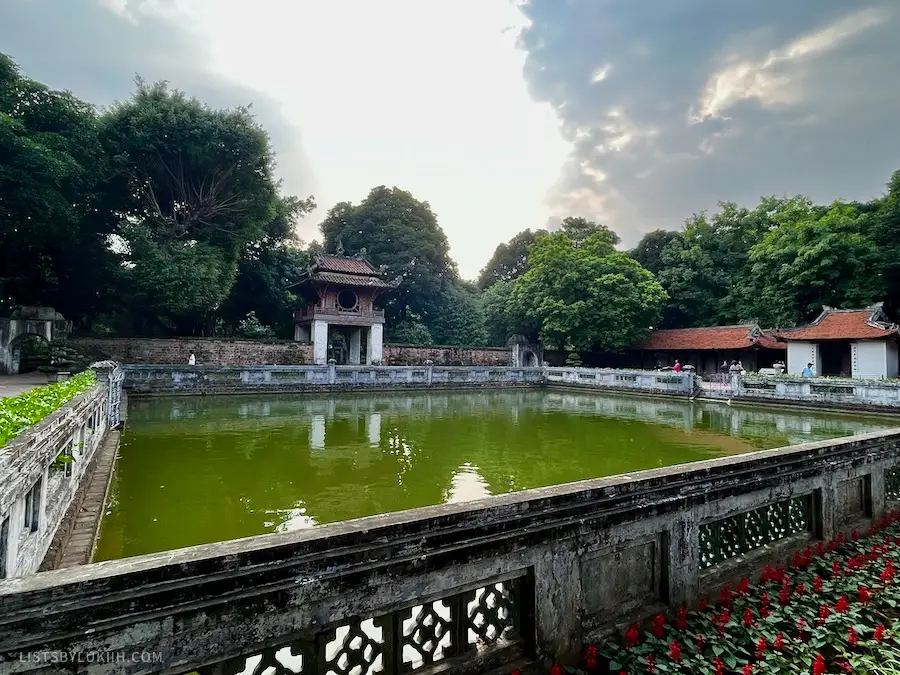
[[127, 0, 570, 279], [695, 7, 886, 122]]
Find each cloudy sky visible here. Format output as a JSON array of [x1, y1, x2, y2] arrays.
[[3, 1, 900, 279]]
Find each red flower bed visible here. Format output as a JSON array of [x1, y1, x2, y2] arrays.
[[585, 513, 900, 673]]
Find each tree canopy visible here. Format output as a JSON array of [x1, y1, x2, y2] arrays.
[[514, 232, 666, 352], [2, 50, 900, 355]]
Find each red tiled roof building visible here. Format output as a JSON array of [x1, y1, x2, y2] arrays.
[[625, 324, 785, 374], [778, 304, 899, 378]]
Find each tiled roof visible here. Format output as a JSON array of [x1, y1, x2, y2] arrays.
[[636, 325, 786, 351], [314, 254, 379, 275], [308, 271, 397, 288], [779, 305, 899, 341]]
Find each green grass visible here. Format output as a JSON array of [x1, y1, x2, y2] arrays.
[[0, 371, 97, 447]]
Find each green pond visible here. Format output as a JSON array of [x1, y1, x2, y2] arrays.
[[94, 390, 899, 561]]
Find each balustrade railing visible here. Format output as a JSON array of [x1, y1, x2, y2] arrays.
[[4, 428, 900, 673]]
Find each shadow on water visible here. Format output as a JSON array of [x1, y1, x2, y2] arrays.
[[94, 390, 900, 561]]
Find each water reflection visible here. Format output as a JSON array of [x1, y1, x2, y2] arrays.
[[94, 391, 899, 561]]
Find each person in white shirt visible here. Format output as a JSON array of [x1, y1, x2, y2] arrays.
[[188, 353, 196, 366]]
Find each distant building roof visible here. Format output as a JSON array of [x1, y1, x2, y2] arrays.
[[309, 270, 397, 289], [779, 304, 899, 341], [313, 254, 379, 276], [636, 325, 786, 351], [288, 252, 399, 291]]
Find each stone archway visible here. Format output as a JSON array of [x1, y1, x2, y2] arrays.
[[0, 307, 71, 374], [523, 350, 538, 368]]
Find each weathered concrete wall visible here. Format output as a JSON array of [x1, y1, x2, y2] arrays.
[[737, 374, 900, 409], [71, 337, 513, 367], [546, 366, 695, 396], [0, 384, 109, 579], [2, 428, 899, 674], [123, 364, 543, 396]]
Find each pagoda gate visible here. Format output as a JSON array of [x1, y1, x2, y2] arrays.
[[290, 251, 398, 365]]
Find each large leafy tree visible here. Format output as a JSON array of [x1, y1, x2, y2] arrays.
[[629, 229, 681, 276], [514, 232, 666, 352], [871, 170, 900, 318], [0, 53, 117, 321], [100, 80, 297, 334], [744, 203, 884, 327], [657, 197, 813, 327], [559, 216, 620, 247], [476, 228, 546, 290], [479, 279, 539, 346], [319, 186, 456, 333], [428, 281, 487, 346]]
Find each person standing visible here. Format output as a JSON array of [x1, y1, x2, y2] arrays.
[[188, 353, 196, 366], [673, 360, 682, 373], [801, 363, 814, 377]]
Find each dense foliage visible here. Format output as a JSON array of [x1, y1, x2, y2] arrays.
[[590, 513, 900, 674], [0, 371, 96, 446], [4, 48, 900, 351]]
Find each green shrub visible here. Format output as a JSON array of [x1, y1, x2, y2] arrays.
[[0, 371, 97, 447]]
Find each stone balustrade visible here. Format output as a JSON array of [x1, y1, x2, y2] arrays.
[[3, 428, 900, 674], [736, 375, 900, 409], [0, 381, 110, 579], [122, 364, 544, 395], [545, 367, 695, 395]]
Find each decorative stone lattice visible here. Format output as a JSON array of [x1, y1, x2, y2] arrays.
[[886, 466, 900, 501], [699, 495, 812, 569], [192, 580, 525, 675]]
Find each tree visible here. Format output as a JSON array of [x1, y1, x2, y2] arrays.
[[656, 197, 813, 327], [871, 170, 900, 318], [629, 230, 681, 276], [0, 53, 118, 321], [479, 279, 539, 346], [476, 229, 546, 290], [100, 80, 297, 334], [559, 216, 620, 247], [514, 232, 667, 352], [319, 186, 456, 333], [428, 281, 487, 346], [387, 319, 433, 345], [744, 203, 884, 327]]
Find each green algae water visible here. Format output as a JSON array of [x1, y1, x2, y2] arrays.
[[94, 390, 899, 561]]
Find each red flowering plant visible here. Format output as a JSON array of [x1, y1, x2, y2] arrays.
[[591, 513, 900, 673]]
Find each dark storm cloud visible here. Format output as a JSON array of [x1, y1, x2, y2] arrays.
[[517, 0, 900, 243], [0, 0, 316, 207]]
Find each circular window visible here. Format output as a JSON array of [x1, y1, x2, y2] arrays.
[[337, 289, 359, 311]]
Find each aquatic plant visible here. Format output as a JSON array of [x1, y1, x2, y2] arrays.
[[0, 371, 96, 447]]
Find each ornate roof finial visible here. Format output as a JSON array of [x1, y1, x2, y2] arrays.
[[335, 237, 344, 256]]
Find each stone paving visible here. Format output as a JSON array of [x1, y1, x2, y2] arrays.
[[57, 431, 120, 568], [0, 372, 47, 399]]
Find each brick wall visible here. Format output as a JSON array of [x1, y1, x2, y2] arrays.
[[383, 344, 510, 366], [70, 338, 315, 366], [70, 338, 511, 367]]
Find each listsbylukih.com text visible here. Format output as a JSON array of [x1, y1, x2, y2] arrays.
[[18, 650, 165, 664]]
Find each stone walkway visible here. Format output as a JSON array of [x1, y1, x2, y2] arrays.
[[57, 431, 120, 568], [0, 372, 47, 399]]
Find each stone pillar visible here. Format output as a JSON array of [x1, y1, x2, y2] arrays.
[[666, 518, 700, 607], [349, 329, 362, 365], [534, 544, 583, 662], [366, 324, 384, 365], [312, 320, 329, 365]]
